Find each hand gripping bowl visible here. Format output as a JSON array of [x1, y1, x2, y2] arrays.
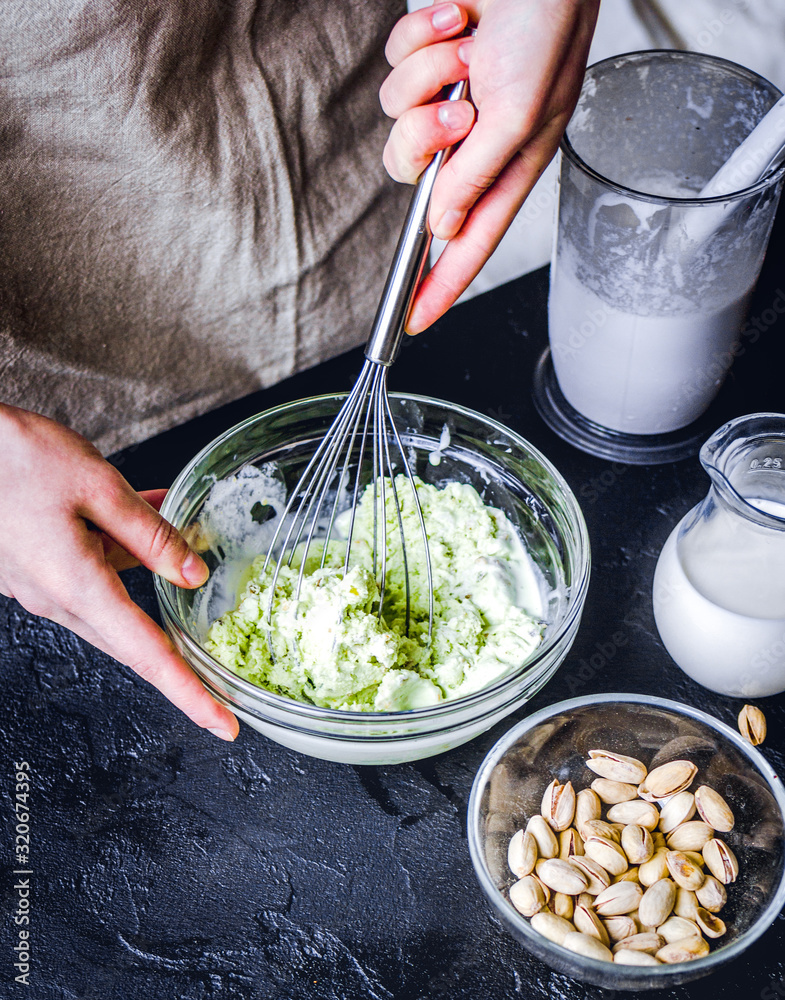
[[154, 393, 590, 764], [468, 694, 785, 989]]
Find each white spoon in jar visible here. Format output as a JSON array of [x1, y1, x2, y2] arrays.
[[678, 94, 785, 247]]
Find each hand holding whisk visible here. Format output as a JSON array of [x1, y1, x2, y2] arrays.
[[261, 75, 472, 646]]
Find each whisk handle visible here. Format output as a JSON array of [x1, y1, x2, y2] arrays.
[[364, 77, 470, 366]]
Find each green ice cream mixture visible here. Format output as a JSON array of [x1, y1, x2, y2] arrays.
[[205, 477, 545, 711]]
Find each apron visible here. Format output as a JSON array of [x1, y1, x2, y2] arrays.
[[0, 0, 408, 454]]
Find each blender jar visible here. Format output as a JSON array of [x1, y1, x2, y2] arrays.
[[535, 51, 785, 464]]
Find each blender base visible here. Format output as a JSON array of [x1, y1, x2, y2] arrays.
[[532, 348, 718, 465]]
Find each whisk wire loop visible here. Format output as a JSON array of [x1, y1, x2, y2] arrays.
[[379, 373, 411, 634], [262, 362, 374, 631], [383, 383, 434, 640], [341, 367, 376, 576], [373, 369, 388, 619]]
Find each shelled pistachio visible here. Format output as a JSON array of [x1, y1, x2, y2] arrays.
[[694, 785, 735, 833], [702, 839, 738, 884], [542, 779, 576, 832], [530, 911, 574, 945], [510, 875, 547, 917], [738, 704, 766, 746], [591, 778, 639, 804], [508, 829, 538, 877]]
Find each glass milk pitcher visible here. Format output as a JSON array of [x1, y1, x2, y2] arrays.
[[653, 413, 785, 697]]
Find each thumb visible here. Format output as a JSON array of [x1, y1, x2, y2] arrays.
[[138, 488, 169, 512], [85, 473, 208, 588]]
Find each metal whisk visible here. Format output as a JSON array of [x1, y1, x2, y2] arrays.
[[261, 77, 471, 643]]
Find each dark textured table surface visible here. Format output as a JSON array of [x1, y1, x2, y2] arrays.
[[2, 213, 785, 1000]]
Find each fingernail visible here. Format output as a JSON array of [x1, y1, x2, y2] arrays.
[[438, 100, 470, 130], [182, 550, 209, 586], [432, 3, 461, 31], [208, 727, 236, 741], [433, 208, 464, 240], [405, 309, 425, 336], [457, 39, 473, 65]]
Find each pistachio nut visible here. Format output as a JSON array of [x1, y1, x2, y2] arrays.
[[533, 873, 552, 903], [603, 915, 638, 942], [526, 815, 559, 860], [584, 836, 629, 876], [551, 892, 575, 920], [621, 824, 654, 865], [638, 848, 670, 887], [738, 704, 767, 746], [587, 750, 648, 785], [665, 850, 706, 891], [637, 760, 697, 801], [568, 855, 612, 895], [666, 821, 714, 852], [695, 875, 727, 913], [536, 858, 589, 896], [638, 877, 676, 928], [613, 949, 662, 966], [656, 935, 709, 963], [593, 880, 643, 916], [657, 916, 701, 943], [530, 911, 575, 945], [590, 778, 639, 804], [651, 831, 667, 851], [575, 788, 602, 831], [658, 791, 696, 834], [674, 887, 699, 921], [508, 829, 538, 878], [579, 818, 621, 844], [702, 839, 739, 885], [509, 875, 547, 917], [695, 906, 726, 939], [614, 867, 641, 884], [574, 900, 610, 945], [694, 785, 735, 833], [559, 827, 584, 861], [607, 800, 660, 831], [562, 931, 614, 962], [541, 778, 577, 832], [612, 932, 664, 955]]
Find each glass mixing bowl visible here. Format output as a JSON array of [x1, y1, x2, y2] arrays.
[[154, 393, 590, 764], [468, 694, 785, 989]]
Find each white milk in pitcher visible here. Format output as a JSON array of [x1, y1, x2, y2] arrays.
[[653, 498, 785, 697]]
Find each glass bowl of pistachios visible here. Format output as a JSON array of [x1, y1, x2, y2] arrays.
[[467, 693, 785, 989]]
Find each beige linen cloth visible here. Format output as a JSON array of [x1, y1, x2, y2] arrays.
[[0, 0, 408, 455]]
